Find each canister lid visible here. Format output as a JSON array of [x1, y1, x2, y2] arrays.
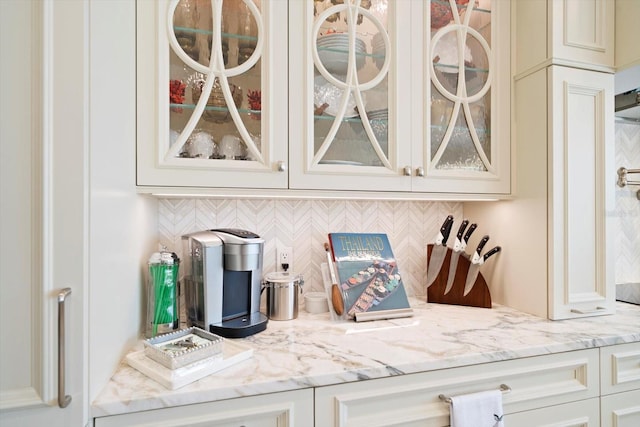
[[264, 271, 303, 283]]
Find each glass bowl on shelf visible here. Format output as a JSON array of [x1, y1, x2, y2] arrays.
[[313, 75, 365, 118], [191, 78, 243, 123]]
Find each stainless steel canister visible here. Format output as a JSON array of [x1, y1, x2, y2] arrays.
[[263, 272, 304, 320]]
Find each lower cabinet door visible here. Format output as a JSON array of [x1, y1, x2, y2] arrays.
[[506, 398, 600, 427], [93, 389, 313, 427], [601, 390, 640, 427]]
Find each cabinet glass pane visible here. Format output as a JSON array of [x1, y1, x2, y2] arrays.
[[429, 0, 492, 171], [167, 0, 264, 163], [312, 0, 391, 168]]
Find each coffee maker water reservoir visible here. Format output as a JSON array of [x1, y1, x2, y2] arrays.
[[182, 229, 268, 338]]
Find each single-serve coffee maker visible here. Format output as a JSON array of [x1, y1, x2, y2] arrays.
[[182, 229, 268, 338]]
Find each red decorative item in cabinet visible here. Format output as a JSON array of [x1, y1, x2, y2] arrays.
[[431, 0, 471, 30], [247, 89, 261, 120], [169, 79, 186, 113]]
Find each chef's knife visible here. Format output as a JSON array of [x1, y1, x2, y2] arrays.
[[444, 221, 475, 295], [426, 215, 455, 287], [462, 235, 490, 295], [463, 244, 501, 296]]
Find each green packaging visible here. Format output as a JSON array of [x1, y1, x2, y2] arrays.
[[146, 251, 180, 338]]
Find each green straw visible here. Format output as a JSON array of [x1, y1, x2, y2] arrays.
[[150, 259, 179, 336]]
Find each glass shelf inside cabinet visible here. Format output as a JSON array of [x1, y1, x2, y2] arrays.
[[311, 0, 392, 169], [429, 0, 493, 173], [167, 0, 264, 163]]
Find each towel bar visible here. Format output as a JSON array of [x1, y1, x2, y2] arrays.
[[617, 167, 640, 187], [617, 167, 640, 200], [439, 383, 511, 403]]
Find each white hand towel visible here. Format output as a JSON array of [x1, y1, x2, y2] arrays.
[[449, 389, 504, 427]]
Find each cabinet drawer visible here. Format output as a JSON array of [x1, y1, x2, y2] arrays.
[[600, 342, 640, 395], [601, 389, 640, 427], [315, 349, 599, 427], [93, 389, 313, 427], [507, 397, 600, 427]]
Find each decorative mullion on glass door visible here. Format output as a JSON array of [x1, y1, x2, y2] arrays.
[[311, 0, 392, 168], [165, 0, 265, 166], [429, 0, 493, 172]]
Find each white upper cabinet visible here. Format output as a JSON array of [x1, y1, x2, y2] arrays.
[[137, 0, 289, 189], [288, 0, 414, 192], [415, 0, 510, 194], [137, 0, 510, 197], [615, 0, 640, 71], [289, 0, 511, 194], [515, 0, 614, 76]]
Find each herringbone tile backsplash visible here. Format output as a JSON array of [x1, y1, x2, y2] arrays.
[[614, 122, 640, 285], [158, 199, 463, 299]]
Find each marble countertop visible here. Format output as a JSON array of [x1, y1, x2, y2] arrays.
[[92, 299, 640, 418]]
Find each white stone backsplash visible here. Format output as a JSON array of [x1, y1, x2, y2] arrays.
[[614, 122, 640, 285], [158, 199, 463, 299]]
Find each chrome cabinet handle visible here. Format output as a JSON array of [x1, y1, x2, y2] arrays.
[[416, 166, 425, 177], [403, 166, 412, 176], [277, 161, 287, 172], [58, 288, 72, 408], [570, 306, 606, 314], [439, 384, 511, 403]]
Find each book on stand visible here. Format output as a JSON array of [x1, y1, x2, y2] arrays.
[[328, 233, 412, 321]]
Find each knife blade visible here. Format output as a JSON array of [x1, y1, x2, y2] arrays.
[[426, 215, 455, 287], [463, 244, 501, 296], [444, 221, 476, 295], [443, 220, 470, 294]]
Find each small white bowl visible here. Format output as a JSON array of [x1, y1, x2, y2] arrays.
[[304, 291, 329, 314]]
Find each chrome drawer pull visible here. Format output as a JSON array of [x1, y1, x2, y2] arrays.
[[570, 306, 606, 314], [58, 288, 72, 408], [439, 384, 511, 403]]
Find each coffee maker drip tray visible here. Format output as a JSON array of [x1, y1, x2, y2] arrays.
[[210, 312, 268, 339]]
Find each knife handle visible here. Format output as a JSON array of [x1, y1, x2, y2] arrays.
[[452, 219, 469, 251], [471, 235, 490, 263], [441, 215, 455, 244], [456, 219, 469, 240], [483, 246, 501, 261], [463, 223, 477, 243], [436, 215, 454, 245]]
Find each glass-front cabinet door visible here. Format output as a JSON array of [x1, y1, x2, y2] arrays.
[[137, 0, 510, 196], [289, 0, 414, 192], [137, 0, 288, 189], [413, 0, 510, 194]]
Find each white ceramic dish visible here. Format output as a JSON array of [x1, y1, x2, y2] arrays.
[[305, 291, 329, 313]]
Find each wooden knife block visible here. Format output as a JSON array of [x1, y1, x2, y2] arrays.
[[426, 244, 491, 308]]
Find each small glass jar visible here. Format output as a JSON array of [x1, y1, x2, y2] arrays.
[[146, 251, 180, 338]]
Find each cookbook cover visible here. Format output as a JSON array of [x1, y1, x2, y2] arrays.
[[328, 233, 411, 318]]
